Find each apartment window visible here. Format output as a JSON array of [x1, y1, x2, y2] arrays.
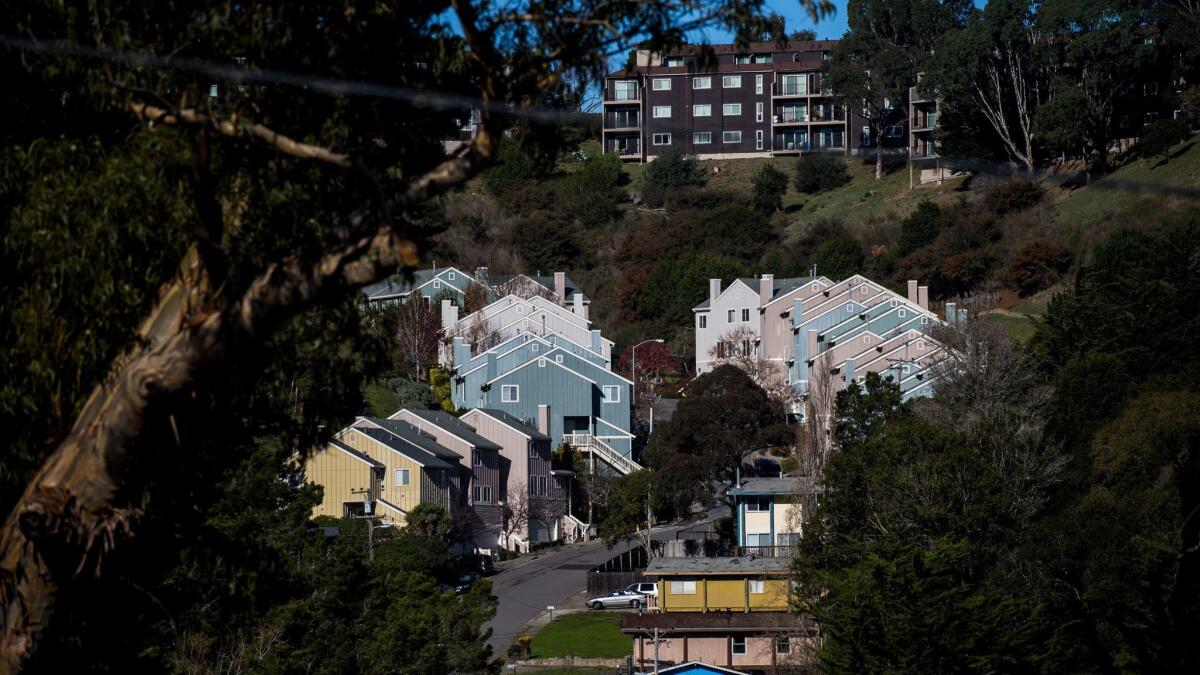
[[756, 74, 764, 94], [781, 73, 806, 96], [669, 580, 697, 594], [528, 442, 539, 458], [473, 449, 481, 467], [613, 80, 638, 100], [723, 131, 742, 143], [756, 129, 764, 150], [741, 308, 750, 321], [501, 385, 519, 402], [699, 315, 707, 329], [732, 637, 747, 655], [749, 579, 765, 594], [395, 469, 410, 486], [756, 102, 763, 122], [727, 309, 736, 323], [722, 75, 742, 88], [1144, 81, 1158, 96], [653, 105, 671, 118], [747, 533, 772, 546], [777, 636, 791, 654], [693, 76, 712, 89], [529, 481, 537, 496], [652, 78, 672, 91], [722, 103, 742, 116], [473, 485, 492, 503], [664, 57, 684, 67], [693, 132, 712, 144], [693, 104, 712, 117], [652, 133, 672, 146], [745, 495, 771, 512], [603, 385, 621, 403]]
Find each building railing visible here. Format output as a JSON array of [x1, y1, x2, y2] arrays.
[[564, 432, 642, 474], [773, 111, 807, 123], [774, 83, 809, 96], [658, 539, 796, 558], [605, 90, 640, 103], [912, 113, 937, 130], [605, 139, 641, 157], [912, 144, 938, 158], [604, 111, 641, 129], [809, 107, 845, 122]]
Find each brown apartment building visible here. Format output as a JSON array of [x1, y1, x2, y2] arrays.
[[602, 40, 890, 161]]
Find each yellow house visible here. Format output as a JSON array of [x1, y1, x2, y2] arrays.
[[622, 557, 816, 672], [305, 418, 464, 526]]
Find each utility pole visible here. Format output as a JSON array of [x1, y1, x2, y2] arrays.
[[350, 487, 380, 562], [643, 627, 671, 674]]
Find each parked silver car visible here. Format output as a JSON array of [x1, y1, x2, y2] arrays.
[[586, 589, 646, 609]]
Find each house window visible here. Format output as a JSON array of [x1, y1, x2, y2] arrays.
[[532, 343, 539, 352], [732, 637, 747, 655], [699, 315, 707, 329], [898, 309, 906, 318], [756, 130, 764, 150], [669, 580, 697, 594], [555, 354, 564, 363], [846, 303, 854, 313], [749, 579, 765, 594], [501, 385, 519, 402], [917, 339, 926, 350], [693, 76, 712, 89], [528, 442, 539, 458], [745, 495, 771, 511], [395, 469, 410, 486], [1146, 111, 1159, 123], [473, 485, 492, 503], [722, 103, 742, 116], [756, 102, 763, 122], [727, 309, 736, 323], [652, 78, 671, 90], [722, 75, 742, 88], [433, 280, 441, 289], [756, 74, 764, 94], [538, 357, 546, 368], [741, 308, 750, 322], [693, 132, 712, 144], [861, 286, 868, 295], [723, 131, 742, 143], [1120, 115, 1130, 128], [776, 636, 791, 654], [653, 105, 671, 118], [603, 385, 620, 402], [693, 104, 712, 117], [613, 80, 638, 100], [539, 476, 548, 495], [747, 533, 772, 546], [652, 133, 672, 146], [448, 271, 455, 281], [473, 450, 482, 466]]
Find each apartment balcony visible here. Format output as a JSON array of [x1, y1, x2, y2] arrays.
[[911, 144, 939, 159], [773, 83, 809, 98], [603, 90, 640, 104], [603, 111, 641, 132], [772, 112, 808, 126], [605, 138, 641, 159], [808, 108, 846, 123], [772, 133, 809, 154], [911, 113, 937, 131]]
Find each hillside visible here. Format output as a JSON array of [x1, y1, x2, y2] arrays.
[[432, 135, 1200, 356]]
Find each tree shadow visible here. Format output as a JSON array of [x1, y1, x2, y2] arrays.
[[1150, 141, 1194, 169], [784, 203, 804, 214]]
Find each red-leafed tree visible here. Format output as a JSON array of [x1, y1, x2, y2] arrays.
[[618, 341, 675, 421]]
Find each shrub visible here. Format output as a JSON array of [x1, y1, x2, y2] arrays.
[[1134, 118, 1191, 164], [899, 200, 943, 254], [751, 164, 788, 212], [511, 214, 580, 273], [560, 153, 625, 225], [692, 202, 773, 261], [983, 179, 1044, 215], [794, 153, 850, 194], [1007, 241, 1072, 295], [811, 234, 865, 280], [644, 148, 706, 190]]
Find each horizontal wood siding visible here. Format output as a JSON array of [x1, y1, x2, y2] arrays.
[[305, 444, 376, 520], [340, 429, 423, 523]]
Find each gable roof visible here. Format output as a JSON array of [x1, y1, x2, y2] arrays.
[[467, 408, 551, 441], [728, 477, 805, 496], [396, 408, 501, 451], [352, 427, 456, 470], [366, 418, 463, 461], [361, 266, 472, 301], [329, 439, 385, 469], [483, 349, 598, 387]]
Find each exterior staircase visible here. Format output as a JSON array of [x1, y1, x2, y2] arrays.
[[564, 432, 642, 475]]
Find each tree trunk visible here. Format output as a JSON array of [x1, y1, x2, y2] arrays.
[[875, 143, 884, 180]]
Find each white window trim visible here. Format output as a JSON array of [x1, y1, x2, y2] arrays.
[[652, 133, 672, 146], [756, 74, 764, 95], [395, 468, 410, 486], [670, 580, 697, 595], [722, 75, 742, 88], [501, 384, 519, 403], [603, 385, 621, 403], [749, 579, 765, 594], [652, 78, 671, 91], [693, 76, 712, 90], [722, 103, 742, 116], [756, 102, 763, 122], [756, 129, 764, 150], [693, 132, 712, 144], [723, 131, 742, 143], [653, 105, 671, 118], [732, 637, 747, 655], [693, 104, 712, 117]]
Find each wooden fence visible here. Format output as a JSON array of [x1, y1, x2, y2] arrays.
[[586, 546, 648, 596]]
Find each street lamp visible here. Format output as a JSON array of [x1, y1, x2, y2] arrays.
[[631, 338, 665, 433]]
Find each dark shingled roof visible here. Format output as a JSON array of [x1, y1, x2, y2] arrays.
[[401, 409, 501, 450], [329, 439, 385, 468], [473, 408, 551, 441], [621, 610, 817, 633], [692, 276, 820, 310], [354, 427, 457, 470], [728, 477, 807, 497], [645, 556, 793, 576]]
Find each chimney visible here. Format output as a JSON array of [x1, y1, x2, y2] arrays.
[[572, 293, 584, 317], [906, 280, 919, 305], [554, 272, 567, 305], [843, 358, 856, 390], [537, 404, 551, 436], [759, 274, 774, 307], [441, 299, 459, 330], [807, 329, 819, 360], [486, 352, 497, 382], [590, 329, 602, 353], [792, 299, 804, 328], [453, 336, 469, 366], [944, 302, 956, 326], [918, 285, 929, 310], [957, 307, 968, 326], [475, 266, 489, 283], [709, 278, 721, 303]]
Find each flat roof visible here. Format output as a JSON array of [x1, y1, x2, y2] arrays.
[[645, 556, 793, 576], [728, 477, 806, 497]]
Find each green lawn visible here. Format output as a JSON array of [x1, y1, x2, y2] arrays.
[[528, 612, 631, 659], [985, 313, 1037, 342]]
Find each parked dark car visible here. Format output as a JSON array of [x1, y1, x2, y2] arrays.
[[456, 553, 495, 576]]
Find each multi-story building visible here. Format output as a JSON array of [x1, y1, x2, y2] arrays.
[[621, 557, 817, 671], [908, 73, 949, 188], [362, 266, 590, 312], [730, 478, 805, 554], [602, 40, 888, 161]]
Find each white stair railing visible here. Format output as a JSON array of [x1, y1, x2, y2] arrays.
[[564, 432, 642, 475]]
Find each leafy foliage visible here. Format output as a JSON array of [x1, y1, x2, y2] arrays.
[[793, 154, 850, 194], [751, 163, 788, 212]]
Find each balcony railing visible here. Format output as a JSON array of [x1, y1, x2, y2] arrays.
[[605, 89, 640, 103], [912, 113, 937, 130], [774, 111, 807, 124], [809, 107, 845, 122], [604, 112, 641, 129], [773, 134, 809, 152], [774, 83, 808, 96]]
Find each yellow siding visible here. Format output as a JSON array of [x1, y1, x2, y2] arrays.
[[339, 430, 424, 524], [773, 497, 803, 537], [706, 579, 747, 611], [657, 576, 791, 613], [749, 579, 790, 611], [659, 578, 706, 612], [305, 444, 373, 520]]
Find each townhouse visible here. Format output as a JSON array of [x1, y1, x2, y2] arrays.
[[440, 292, 613, 368], [694, 273, 948, 412], [361, 265, 590, 312], [602, 40, 907, 162], [729, 477, 805, 554], [622, 557, 817, 671]]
